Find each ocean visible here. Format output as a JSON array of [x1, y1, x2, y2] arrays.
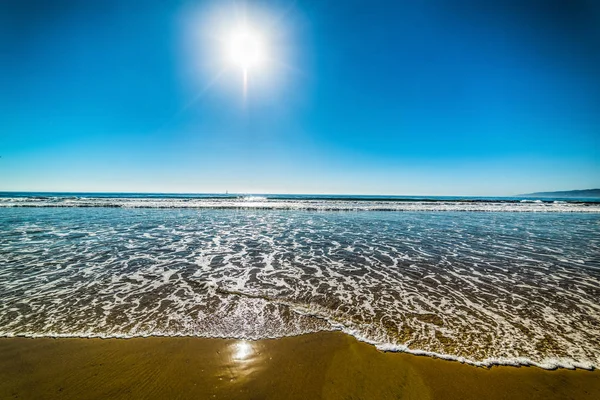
[[1, 193, 599, 369]]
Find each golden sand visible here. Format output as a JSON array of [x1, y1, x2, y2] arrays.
[[0, 331, 598, 399]]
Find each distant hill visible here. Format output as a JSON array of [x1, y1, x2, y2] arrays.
[[519, 189, 600, 198]]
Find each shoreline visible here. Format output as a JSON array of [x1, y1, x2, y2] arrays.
[[1, 331, 599, 399], [2, 330, 596, 371]]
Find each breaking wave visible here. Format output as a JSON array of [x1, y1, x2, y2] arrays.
[[0, 194, 599, 212]]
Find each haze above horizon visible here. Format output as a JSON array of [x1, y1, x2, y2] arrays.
[[1, 0, 599, 196]]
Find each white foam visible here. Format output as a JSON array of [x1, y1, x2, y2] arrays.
[[1, 207, 599, 370], [241, 196, 268, 201], [0, 196, 598, 212]]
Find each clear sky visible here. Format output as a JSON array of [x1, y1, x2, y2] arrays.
[[1, 0, 599, 195]]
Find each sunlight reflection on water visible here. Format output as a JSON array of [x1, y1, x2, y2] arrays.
[[233, 341, 253, 361]]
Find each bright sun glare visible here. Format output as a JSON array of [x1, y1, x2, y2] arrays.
[[186, 4, 282, 97], [228, 28, 265, 71]]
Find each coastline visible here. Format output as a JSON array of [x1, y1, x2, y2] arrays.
[[1, 331, 598, 399]]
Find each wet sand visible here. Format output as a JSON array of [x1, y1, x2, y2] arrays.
[[0, 331, 598, 399]]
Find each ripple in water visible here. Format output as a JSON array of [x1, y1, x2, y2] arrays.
[[1, 208, 599, 369]]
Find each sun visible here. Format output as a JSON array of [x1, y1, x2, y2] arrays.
[[182, 3, 284, 98], [228, 28, 265, 71]]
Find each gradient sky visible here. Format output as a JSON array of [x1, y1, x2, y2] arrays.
[[1, 0, 599, 195]]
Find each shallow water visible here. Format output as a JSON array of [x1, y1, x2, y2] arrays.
[[1, 206, 599, 369]]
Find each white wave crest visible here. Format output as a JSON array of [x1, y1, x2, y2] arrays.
[[0, 196, 599, 212]]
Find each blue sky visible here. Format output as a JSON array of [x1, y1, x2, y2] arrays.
[[1, 0, 599, 195]]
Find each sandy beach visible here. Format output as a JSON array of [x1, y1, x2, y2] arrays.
[[1, 331, 598, 399]]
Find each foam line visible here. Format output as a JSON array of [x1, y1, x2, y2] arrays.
[[1, 196, 599, 212]]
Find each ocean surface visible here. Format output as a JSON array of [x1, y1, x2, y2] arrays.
[[1, 193, 599, 369]]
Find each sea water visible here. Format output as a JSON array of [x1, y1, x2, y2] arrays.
[[1, 193, 599, 369]]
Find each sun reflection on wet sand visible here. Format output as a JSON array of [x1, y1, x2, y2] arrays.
[[224, 340, 263, 381], [233, 341, 252, 361]]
